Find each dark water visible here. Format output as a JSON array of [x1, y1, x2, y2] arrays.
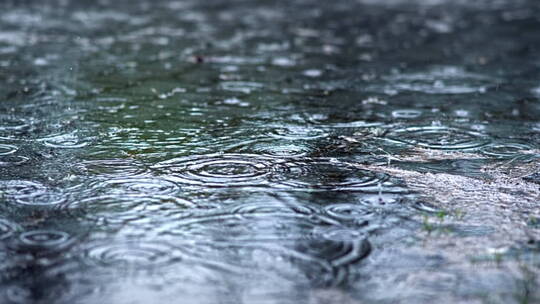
[[1, 0, 540, 303]]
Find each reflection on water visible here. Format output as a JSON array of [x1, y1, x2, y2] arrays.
[[1, 0, 540, 303]]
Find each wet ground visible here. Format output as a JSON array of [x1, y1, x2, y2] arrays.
[[1, 0, 540, 303]]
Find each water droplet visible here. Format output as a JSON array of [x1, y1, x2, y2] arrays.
[[386, 126, 490, 150]]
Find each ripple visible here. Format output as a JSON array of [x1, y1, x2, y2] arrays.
[[391, 109, 422, 119], [77, 159, 147, 177], [0, 155, 29, 167], [17, 230, 73, 253], [161, 202, 370, 286], [0, 116, 30, 131], [153, 154, 288, 188], [0, 144, 17, 156], [376, 66, 493, 95], [39, 132, 89, 149], [0, 180, 65, 206], [295, 237, 371, 269], [63, 195, 194, 226], [386, 126, 490, 150], [480, 142, 536, 158], [220, 81, 264, 94], [0, 219, 19, 240], [269, 126, 328, 140], [270, 160, 391, 192], [90, 178, 180, 196], [85, 241, 179, 268], [324, 204, 374, 221], [228, 140, 312, 158]]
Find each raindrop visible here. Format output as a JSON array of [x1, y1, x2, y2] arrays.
[[386, 126, 491, 150]]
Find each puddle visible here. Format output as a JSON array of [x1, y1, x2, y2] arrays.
[[1, 0, 540, 303]]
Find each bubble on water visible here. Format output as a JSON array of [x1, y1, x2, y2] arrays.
[[220, 97, 250, 107], [0, 180, 65, 206], [303, 69, 323, 77], [152, 154, 290, 188], [272, 57, 296, 67], [386, 126, 491, 150]]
